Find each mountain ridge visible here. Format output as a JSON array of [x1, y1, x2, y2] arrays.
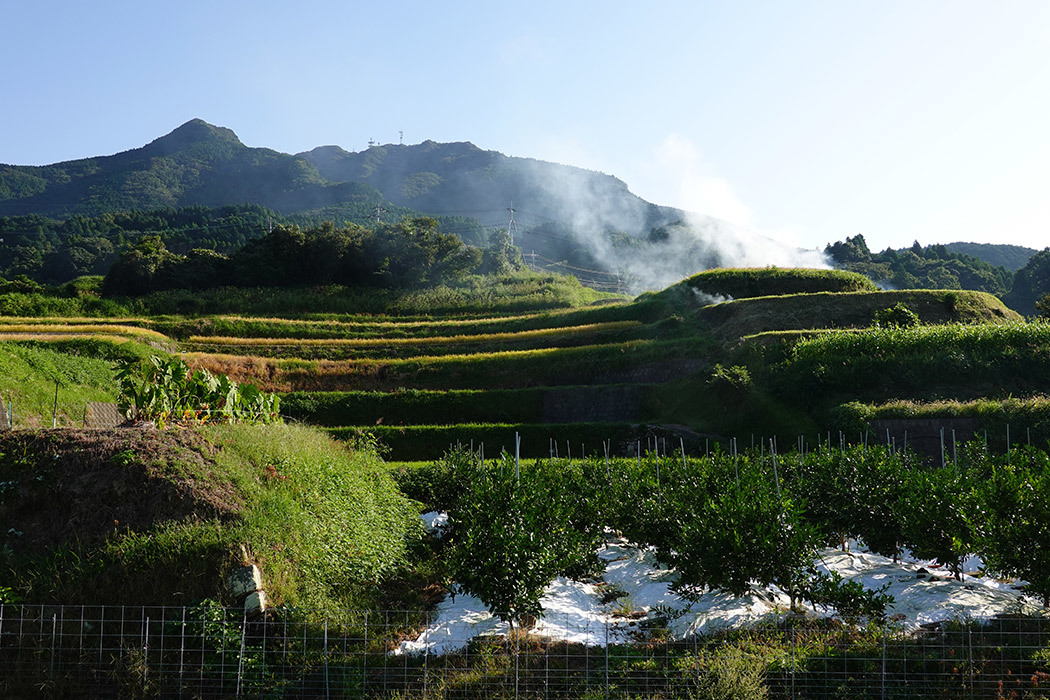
[[4, 118, 1033, 295]]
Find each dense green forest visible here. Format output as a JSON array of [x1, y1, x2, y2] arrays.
[[102, 218, 521, 296], [825, 233, 1049, 314], [0, 204, 489, 285]]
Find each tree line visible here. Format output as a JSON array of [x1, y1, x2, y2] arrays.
[[101, 218, 523, 296], [826, 233, 1050, 314]]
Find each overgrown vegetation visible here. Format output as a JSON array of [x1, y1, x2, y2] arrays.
[[116, 355, 281, 426], [0, 423, 420, 612], [685, 266, 877, 299], [0, 341, 126, 426], [774, 322, 1050, 403]]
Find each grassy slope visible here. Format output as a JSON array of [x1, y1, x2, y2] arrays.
[[830, 396, 1050, 448], [186, 338, 707, 392], [182, 321, 649, 360], [684, 267, 878, 298], [697, 289, 1018, 342], [0, 423, 420, 612], [0, 343, 120, 426]]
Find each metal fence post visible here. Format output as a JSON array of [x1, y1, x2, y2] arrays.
[[881, 626, 887, 700], [604, 620, 609, 700]]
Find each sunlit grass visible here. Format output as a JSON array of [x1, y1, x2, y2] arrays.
[[188, 321, 642, 348]]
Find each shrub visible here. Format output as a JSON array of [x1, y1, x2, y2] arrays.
[[872, 303, 919, 328], [445, 447, 602, 624]]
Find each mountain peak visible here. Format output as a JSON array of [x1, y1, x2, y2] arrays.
[[144, 119, 243, 155]]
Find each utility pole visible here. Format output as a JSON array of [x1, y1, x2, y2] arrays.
[[507, 204, 518, 246]]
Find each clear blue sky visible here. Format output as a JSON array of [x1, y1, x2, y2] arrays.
[[2, 1, 1047, 252]]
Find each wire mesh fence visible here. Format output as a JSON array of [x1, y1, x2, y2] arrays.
[[2, 604, 1050, 698]]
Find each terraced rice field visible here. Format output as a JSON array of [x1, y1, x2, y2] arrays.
[[171, 301, 704, 459]]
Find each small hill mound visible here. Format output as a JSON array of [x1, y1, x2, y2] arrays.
[[683, 267, 877, 299], [0, 424, 419, 608], [0, 428, 240, 555], [697, 289, 1019, 341]]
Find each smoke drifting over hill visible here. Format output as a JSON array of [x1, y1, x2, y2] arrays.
[[514, 159, 829, 293]]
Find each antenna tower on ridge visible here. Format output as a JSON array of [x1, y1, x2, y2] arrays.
[[399, 130, 404, 145]]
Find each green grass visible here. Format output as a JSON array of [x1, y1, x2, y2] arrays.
[[0, 423, 420, 613], [683, 266, 878, 298], [0, 270, 624, 318], [0, 342, 124, 426], [189, 337, 711, 392], [204, 423, 421, 612], [776, 321, 1050, 402], [183, 321, 649, 360], [830, 396, 1050, 449], [697, 289, 1019, 341], [126, 270, 624, 316]]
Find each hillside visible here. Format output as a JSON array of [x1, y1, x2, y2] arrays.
[[0, 119, 399, 219], [1, 119, 824, 293], [0, 423, 419, 608], [944, 241, 1037, 271]]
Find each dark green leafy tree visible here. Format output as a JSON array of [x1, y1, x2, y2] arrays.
[[665, 456, 821, 609], [900, 464, 977, 580], [872, 302, 920, 328], [977, 451, 1050, 606], [101, 235, 180, 296], [446, 451, 601, 625], [1007, 248, 1050, 315], [479, 229, 525, 275], [1036, 293, 1050, 318]]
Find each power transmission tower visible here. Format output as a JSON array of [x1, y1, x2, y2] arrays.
[[375, 204, 387, 224], [507, 204, 518, 246], [399, 130, 404, 145], [368, 138, 376, 148]]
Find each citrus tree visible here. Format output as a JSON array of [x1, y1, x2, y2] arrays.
[[446, 452, 600, 626]]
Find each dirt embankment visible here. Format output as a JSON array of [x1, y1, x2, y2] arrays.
[[0, 427, 243, 556]]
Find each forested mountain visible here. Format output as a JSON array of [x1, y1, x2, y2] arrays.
[[825, 235, 1014, 295], [0, 120, 378, 218], [0, 119, 817, 292], [943, 242, 1037, 272]]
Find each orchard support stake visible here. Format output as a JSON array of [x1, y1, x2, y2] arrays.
[[952, 430, 958, 472], [1007, 424, 1011, 464]]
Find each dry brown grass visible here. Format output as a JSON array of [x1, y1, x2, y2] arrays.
[[188, 320, 641, 348], [0, 323, 169, 340]]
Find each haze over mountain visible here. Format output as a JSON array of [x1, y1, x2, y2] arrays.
[[0, 119, 827, 292]]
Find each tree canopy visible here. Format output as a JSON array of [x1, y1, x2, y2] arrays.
[[101, 217, 505, 296]]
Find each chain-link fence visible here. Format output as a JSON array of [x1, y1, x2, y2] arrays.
[[0, 400, 122, 430], [2, 604, 1050, 698]]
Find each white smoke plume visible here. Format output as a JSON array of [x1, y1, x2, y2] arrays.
[[691, 288, 732, 306], [513, 147, 830, 294]]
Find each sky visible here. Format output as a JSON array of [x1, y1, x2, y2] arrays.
[[2, 1, 1048, 253]]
